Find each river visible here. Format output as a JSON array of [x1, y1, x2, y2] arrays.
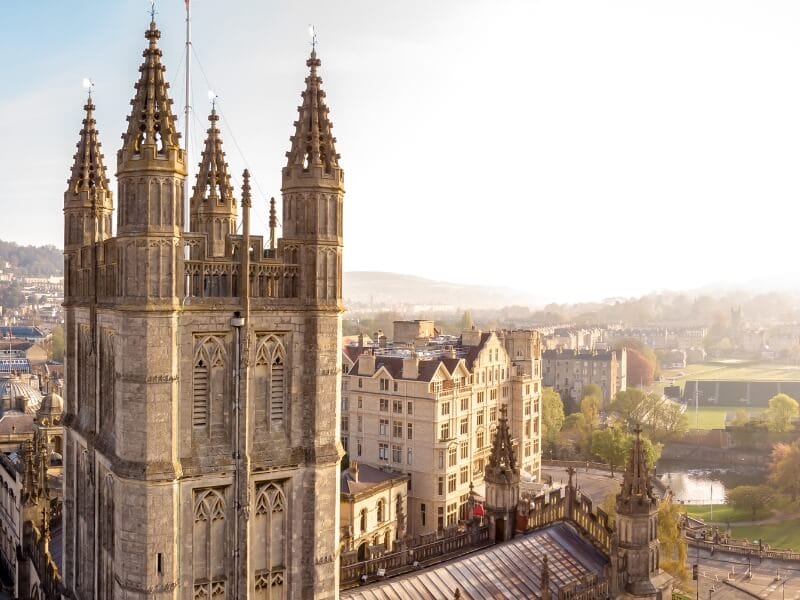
[[656, 459, 766, 504]]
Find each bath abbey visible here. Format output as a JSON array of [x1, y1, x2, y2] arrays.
[[62, 15, 342, 600]]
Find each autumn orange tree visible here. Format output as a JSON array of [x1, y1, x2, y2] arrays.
[[768, 440, 800, 500]]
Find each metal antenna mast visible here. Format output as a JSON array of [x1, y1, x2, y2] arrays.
[[184, 0, 192, 234]]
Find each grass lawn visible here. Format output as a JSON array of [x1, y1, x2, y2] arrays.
[[682, 406, 763, 430], [729, 519, 800, 551], [660, 362, 800, 389], [685, 504, 771, 523]]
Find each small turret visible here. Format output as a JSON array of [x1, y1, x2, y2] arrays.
[[64, 95, 113, 249], [283, 49, 341, 181], [615, 426, 672, 598], [118, 20, 182, 165], [114, 17, 186, 300], [190, 106, 236, 257], [280, 47, 344, 304], [483, 405, 520, 542], [116, 18, 186, 238]]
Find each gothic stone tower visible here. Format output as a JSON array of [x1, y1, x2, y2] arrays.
[[483, 407, 520, 543], [615, 427, 672, 600], [63, 18, 343, 599]]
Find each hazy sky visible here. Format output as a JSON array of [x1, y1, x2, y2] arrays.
[[2, 1, 800, 303]]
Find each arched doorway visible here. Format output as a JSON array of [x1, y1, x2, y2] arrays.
[[495, 518, 506, 542], [357, 542, 367, 561]]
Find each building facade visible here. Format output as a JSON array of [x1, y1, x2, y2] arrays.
[[339, 462, 408, 560], [341, 324, 542, 538], [542, 348, 626, 406], [62, 17, 343, 600]]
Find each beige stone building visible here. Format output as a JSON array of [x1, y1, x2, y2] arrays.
[[542, 348, 626, 407], [341, 323, 542, 537], [62, 16, 343, 600], [339, 462, 408, 560]]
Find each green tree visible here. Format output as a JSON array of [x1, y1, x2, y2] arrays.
[[638, 435, 662, 470], [730, 409, 750, 428], [558, 413, 589, 458], [600, 493, 617, 527], [581, 384, 602, 401], [50, 325, 64, 362], [580, 395, 601, 431], [643, 394, 689, 442], [609, 388, 648, 426], [541, 387, 565, 441], [591, 427, 629, 475], [765, 393, 799, 432], [658, 498, 689, 585], [726, 485, 775, 519], [768, 441, 800, 500], [562, 412, 587, 432]]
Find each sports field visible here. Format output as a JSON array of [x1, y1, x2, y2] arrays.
[[661, 362, 800, 387], [685, 406, 763, 430]]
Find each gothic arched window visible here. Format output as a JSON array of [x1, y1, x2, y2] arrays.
[[253, 482, 286, 599], [254, 335, 286, 433], [192, 336, 227, 432], [193, 488, 228, 598]]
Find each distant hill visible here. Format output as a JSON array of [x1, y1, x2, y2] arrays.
[[0, 240, 62, 277], [343, 271, 540, 309]]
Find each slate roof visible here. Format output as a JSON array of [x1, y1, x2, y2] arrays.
[[348, 356, 452, 383], [3, 326, 46, 340], [0, 414, 35, 435], [461, 333, 491, 370], [341, 464, 408, 496], [343, 345, 364, 366], [341, 522, 609, 600], [542, 349, 615, 361]]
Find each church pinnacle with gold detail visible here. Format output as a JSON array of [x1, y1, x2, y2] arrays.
[[63, 13, 344, 600]]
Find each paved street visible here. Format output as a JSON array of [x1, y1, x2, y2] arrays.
[[542, 466, 622, 504], [688, 547, 800, 600]]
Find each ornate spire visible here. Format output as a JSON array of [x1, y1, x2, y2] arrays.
[[119, 19, 182, 162], [190, 107, 236, 255], [487, 405, 517, 473], [64, 96, 114, 246], [617, 425, 656, 509], [284, 49, 340, 176], [67, 96, 110, 195]]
